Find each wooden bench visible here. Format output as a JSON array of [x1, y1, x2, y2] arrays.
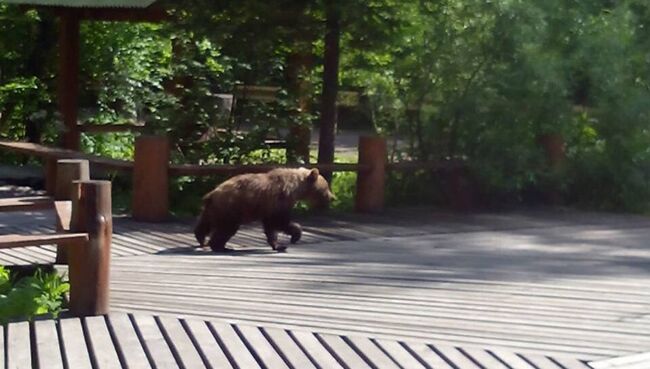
[[0, 140, 131, 195], [0, 160, 112, 317], [0, 196, 53, 212], [0, 233, 88, 249]]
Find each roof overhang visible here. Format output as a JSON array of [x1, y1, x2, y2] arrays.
[[1, 0, 156, 8]]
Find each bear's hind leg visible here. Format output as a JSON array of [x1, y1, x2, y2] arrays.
[[208, 223, 239, 252], [263, 220, 281, 251], [194, 210, 211, 246]]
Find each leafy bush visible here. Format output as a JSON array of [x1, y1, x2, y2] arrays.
[[0, 266, 69, 322], [4, 1, 650, 212]]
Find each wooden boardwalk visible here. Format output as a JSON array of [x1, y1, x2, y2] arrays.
[[2, 205, 650, 367], [2, 312, 593, 369]]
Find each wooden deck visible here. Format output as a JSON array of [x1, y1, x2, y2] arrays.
[[2, 205, 650, 367], [2, 312, 592, 369]]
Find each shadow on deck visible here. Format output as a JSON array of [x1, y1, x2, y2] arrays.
[[1, 206, 650, 365]]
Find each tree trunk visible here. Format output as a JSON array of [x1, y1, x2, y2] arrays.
[[58, 11, 81, 151], [317, 0, 340, 183]]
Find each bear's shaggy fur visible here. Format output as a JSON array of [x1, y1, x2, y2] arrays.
[[194, 168, 335, 251]]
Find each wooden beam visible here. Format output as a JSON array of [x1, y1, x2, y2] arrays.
[[0, 196, 53, 212], [386, 159, 465, 171], [49, 6, 167, 23], [0, 233, 88, 250], [77, 123, 146, 133], [168, 162, 366, 177], [0, 140, 133, 172]]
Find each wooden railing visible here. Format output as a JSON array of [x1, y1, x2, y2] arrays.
[[0, 135, 466, 222], [0, 159, 111, 317]]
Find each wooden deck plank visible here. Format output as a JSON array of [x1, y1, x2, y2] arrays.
[[521, 355, 564, 369], [131, 314, 179, 369], [0, 314, 607, 369], [460, 347, 511, 369], [235, 325, 290, 369], [551, 356, 592, 369], [59, 318, 93, 369], [1, 245, 53, 264], [591, 352, 650, 369], [430, 345, 481, 369], [346, 336, 401, 369], [107, 277, 650, 337], [156, 316, 206, 369], [110, 298, 635, 359], [108, 287, 648, 352], [183, 318, 235, 369], [34, 320, 64, 369], [84, 316, 123, 369], [374, 339, 428, 369], [318, 334, 372, 369], [262, 327, 318, 369], [0, 196, 52, 212], [402, 343, 456, 369], [289, 330, 344, 369], [108, 259, 650, 304], [208, 321, 262, 369], [488, 348, 537, 369], [3, 205, 650, 361], [107, 313, 152, 369], [7, 321, 32, 369]]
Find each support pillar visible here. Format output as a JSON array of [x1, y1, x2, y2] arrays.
[[44, 158, 58, 195], [54, 159, 89, 264], [132, 135, 170, 221], [68, 180, 111, 316], [355, 136, 386, 212]]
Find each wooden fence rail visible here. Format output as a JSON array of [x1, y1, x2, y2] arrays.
[[1, 135, 467, 222]]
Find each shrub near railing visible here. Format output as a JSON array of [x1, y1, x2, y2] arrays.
[[0, 266, 69, 322]]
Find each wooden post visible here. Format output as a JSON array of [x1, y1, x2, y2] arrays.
[[132, 135, 169, 221], [317, 0, 341, 183], [355, 136, 386, 212], [287, 125, 311, 164], [54, 159, 89, 264], [44, 158, 58, 195], [68, 180, 111, 316], [58, 11, 81, 151], [54, 159, 89, 200]]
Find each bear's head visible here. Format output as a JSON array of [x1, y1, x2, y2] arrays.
[[302, 168, 335, 209]]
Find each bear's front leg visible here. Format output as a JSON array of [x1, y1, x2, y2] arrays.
[[284, 222, 302, 244]]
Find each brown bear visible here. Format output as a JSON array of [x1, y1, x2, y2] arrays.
[[194, 167, 335, 252]]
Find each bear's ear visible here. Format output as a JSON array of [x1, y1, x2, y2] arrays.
[[307, 168, 319, 183]]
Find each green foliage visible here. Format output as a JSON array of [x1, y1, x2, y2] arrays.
[[0, 266, 69, 322], [347, 0, 650, 211], [3, 0, 650, 211], [329, 171, 356, 211], [0, 6, 58, 146]]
